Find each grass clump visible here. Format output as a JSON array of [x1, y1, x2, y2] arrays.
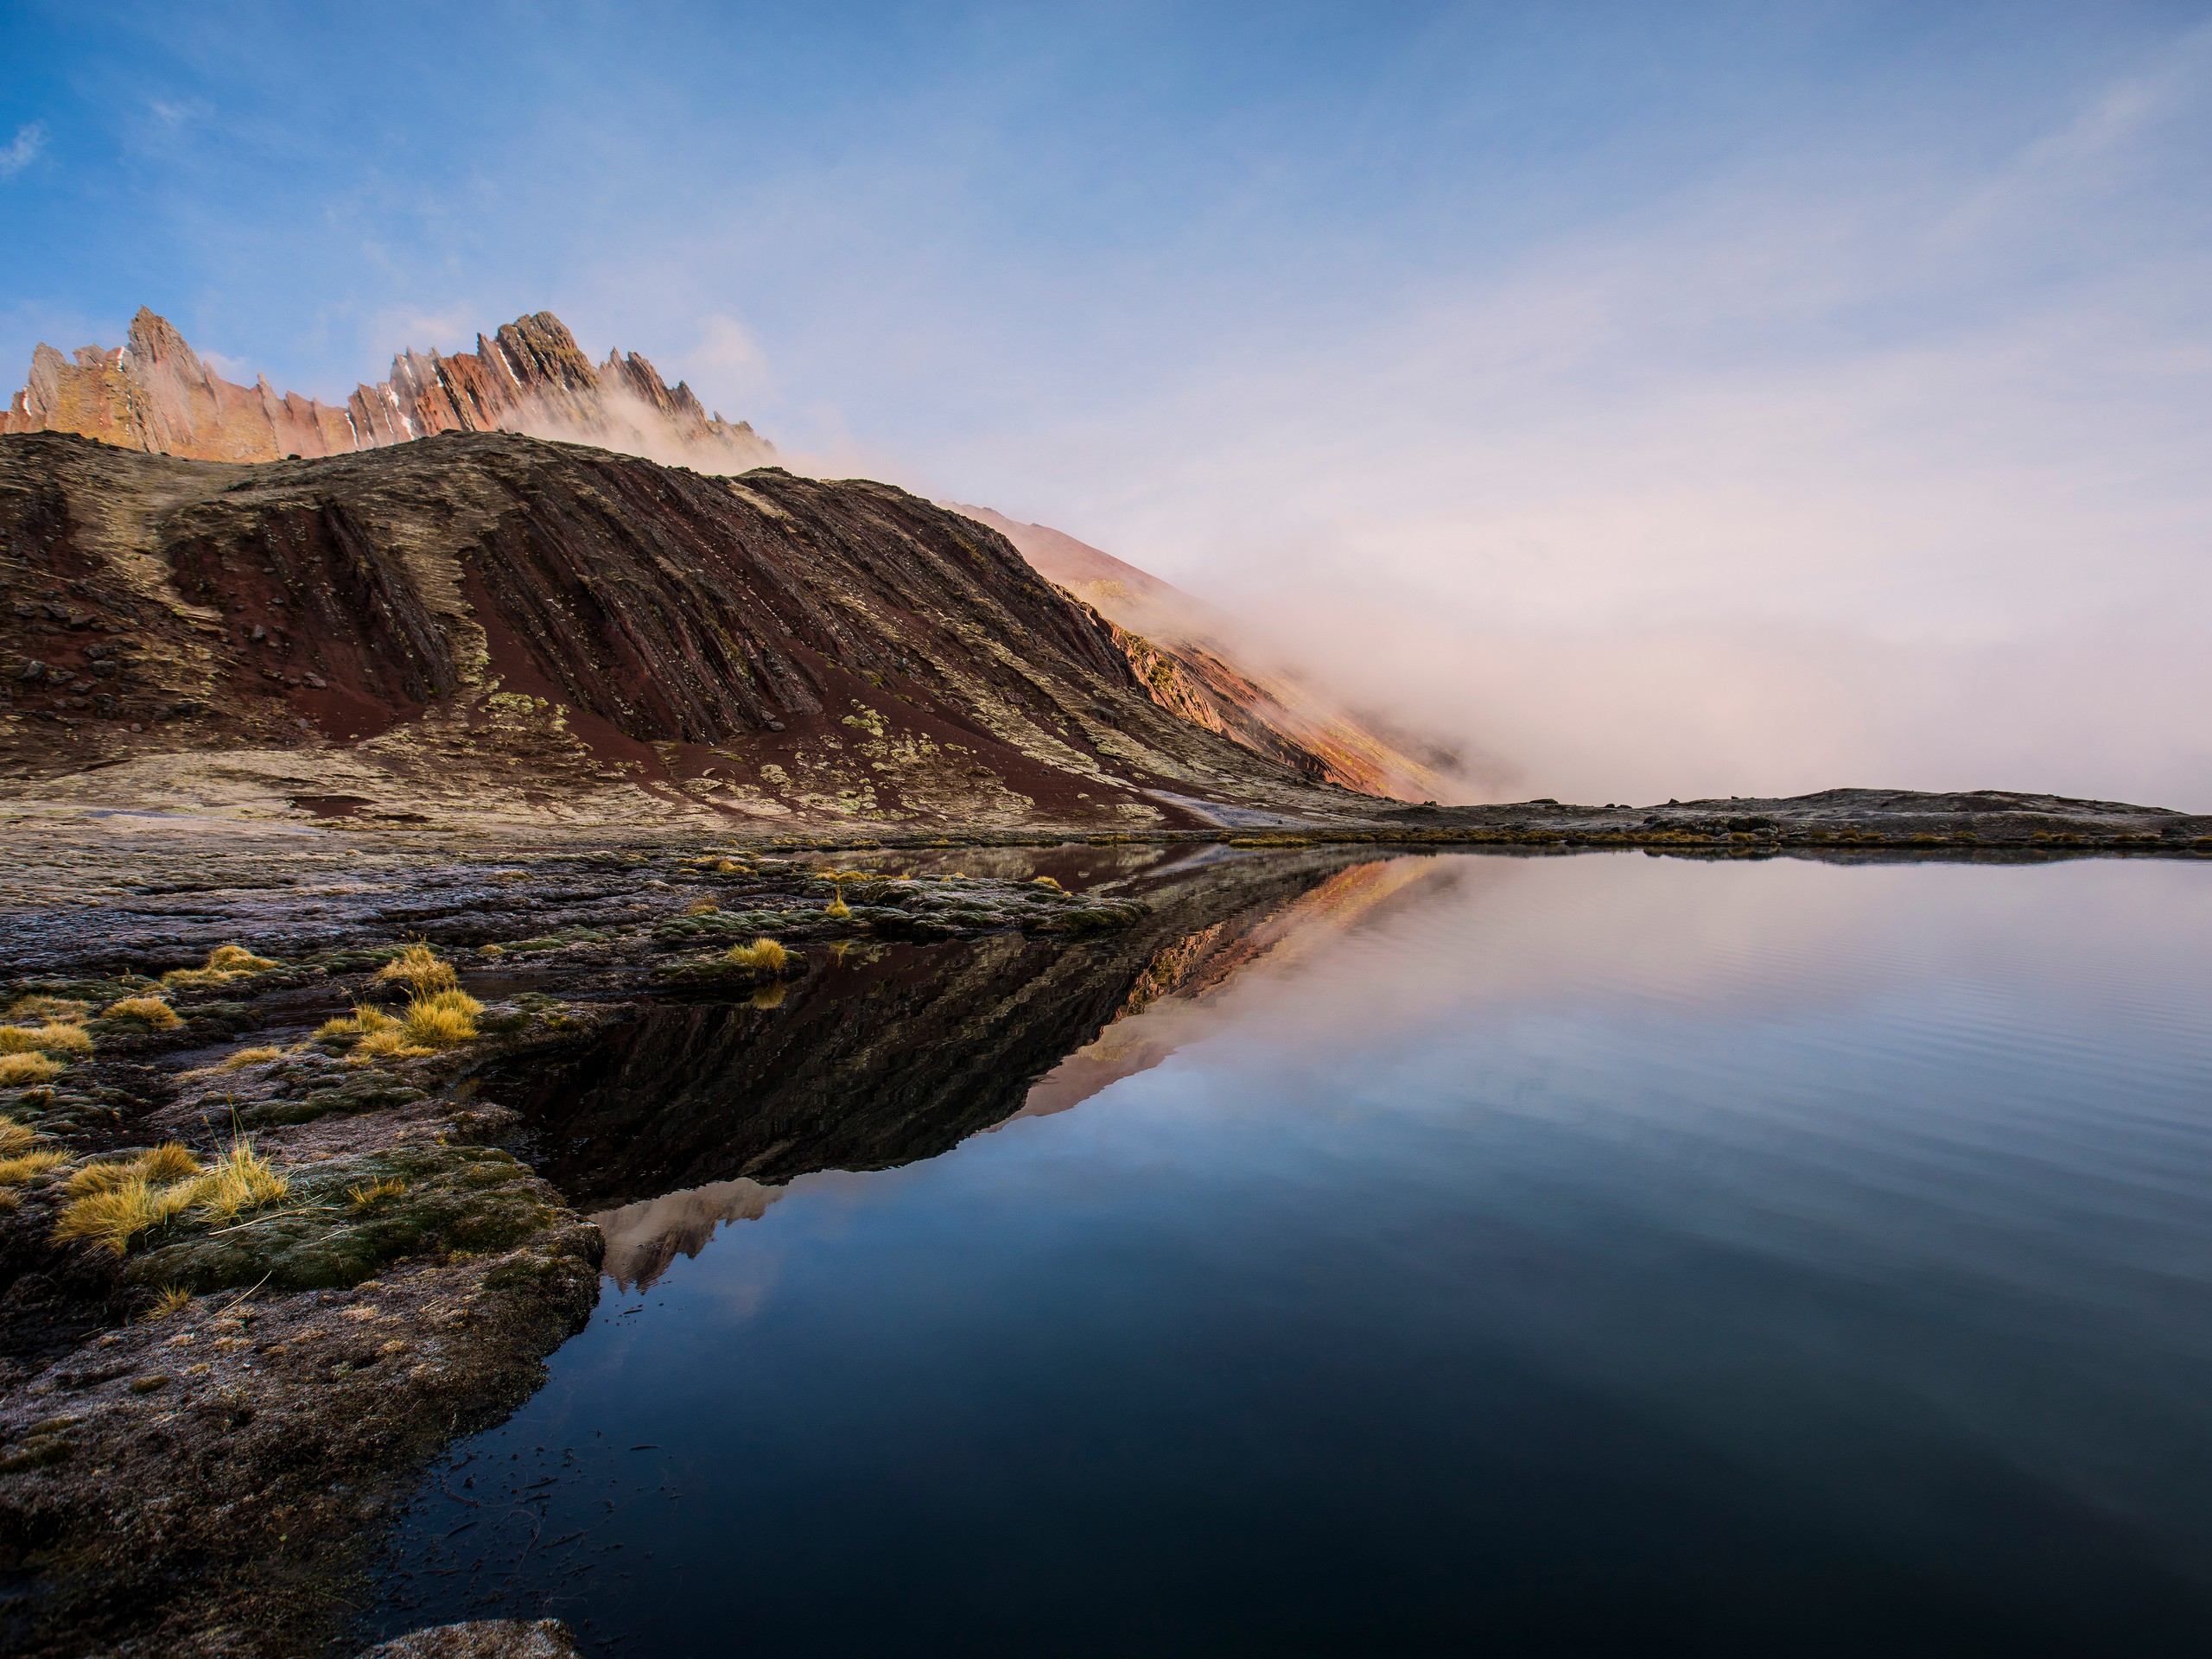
[[101, 995, 181, 1032], [0, 1151, 64, 1186], [724, 938, 790, 972], [346, 1177, 407, 1212], [402, 988, 482, 1049], [350, 1028, 432, 1064], [143, 1285, 192, 1320], [195, 1140, 288, 1221], [3, 996, 88, 1025], [0, 1116, 45, 1158], [221, 1046, 284, 1070], [0, 1054, 62, 1087], [162, 943, 281, 988], [823, 890, 851, 919], [0, 1023, 92, 1057], [56, 1175, 202, 1255], [140, 1142, 207, 1184], [317, 1005, 398, 1044], [374, 942, 458, 996], [55, 1137, 286, 1254], [684, 896, 721, 914]]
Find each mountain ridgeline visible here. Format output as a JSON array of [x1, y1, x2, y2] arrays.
[[0, 308, 1459, 815], [0, 428, 1385, 830], [2, 308, 772, 473]]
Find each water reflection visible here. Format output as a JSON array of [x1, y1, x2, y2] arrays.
[[486, 847, 1433, 1285], [379, 852, 2212, 1656]]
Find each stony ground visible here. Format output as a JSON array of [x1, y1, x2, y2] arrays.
[[0, 823, 1159, 1657]]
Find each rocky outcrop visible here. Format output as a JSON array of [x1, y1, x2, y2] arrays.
[[359, 1623, 581, 1659], [957, 505, 1464, 803], [0, 429, 1375, 830], [3, 309, 772, 472]]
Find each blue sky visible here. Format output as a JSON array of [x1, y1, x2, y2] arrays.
[[3, 2, 2210, 803]]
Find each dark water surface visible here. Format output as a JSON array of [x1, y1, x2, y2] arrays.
[[371, 852, 2212, 1656]]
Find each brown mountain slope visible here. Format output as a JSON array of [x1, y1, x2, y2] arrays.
[[0, 429, 1376, 830], [954, 505, 1462, 802], [2, 308, 772, 472]]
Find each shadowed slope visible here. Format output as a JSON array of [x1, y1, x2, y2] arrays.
[[0, 429, 1376, 829], [956, 504, 1465, 803]]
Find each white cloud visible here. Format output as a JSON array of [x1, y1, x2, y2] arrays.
[[0, 124, 46, 180]]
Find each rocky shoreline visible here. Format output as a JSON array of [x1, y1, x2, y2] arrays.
[[0, 790, 2204, 1655]]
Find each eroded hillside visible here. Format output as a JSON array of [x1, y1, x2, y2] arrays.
[[0, 430, 1376, 830]]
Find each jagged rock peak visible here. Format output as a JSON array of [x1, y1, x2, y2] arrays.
[[1, 308, 775, 473]]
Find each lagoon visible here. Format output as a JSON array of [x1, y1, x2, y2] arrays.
[[371, 850, 2212, 1656]]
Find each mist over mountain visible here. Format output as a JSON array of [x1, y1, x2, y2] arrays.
[[4, 311, 1468, 818], [954, 505, 1468, 804]]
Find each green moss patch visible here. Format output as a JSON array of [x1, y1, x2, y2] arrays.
[[124, 1144, 565, 1294], [238, 1072, 429, 1128]]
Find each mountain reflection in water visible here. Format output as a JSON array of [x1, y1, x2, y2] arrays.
[[377, 850, 2212, 1657], [515, 850, 1447, 1289]]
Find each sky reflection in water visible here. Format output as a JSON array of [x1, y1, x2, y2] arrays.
[[372, 851, 2212, 1656]]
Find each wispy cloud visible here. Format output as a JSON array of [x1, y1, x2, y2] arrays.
[[0, 124, 46, 180]]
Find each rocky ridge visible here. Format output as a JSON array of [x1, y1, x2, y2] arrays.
[[3, 310, 772, 473], [0, 429, 1379, 832]]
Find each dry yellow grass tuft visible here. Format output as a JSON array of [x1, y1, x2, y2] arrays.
[[684, 896, 721, 914], [1031, 875, 1064, 890], [375, 942, 459, 995], [3, 996, 88, 1024], [0, 1116, 43, 1158], [162, 943, 282, 988], [0, 1151, 64, 1186], [823, 892, 851, 919], [723, 937, 789, 971], [0, 1023, 91, 1056], [194, 1139, 287, 1221], [316, 1005, 399, 1043], [346, 1177, 407, 1211], [143, 1285, 193, 1319], [350, 1028, 432, 1064], [221, 1046, 284, 1070], [0, 1054, 62, 1087], [102, 995, 181, 1032], [67, 1160, 138, 1198], [139, 1142, 206, 1184], [55, 1174, 201, 1255], [403, 988, 482, 1049]]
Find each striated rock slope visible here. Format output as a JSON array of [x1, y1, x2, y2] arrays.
[[956, 505, 1463, 802], [3, 308, 772, 472], [0, 429, 1376, 830]]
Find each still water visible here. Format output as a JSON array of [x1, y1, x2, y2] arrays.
[[372, 850, 2212, 1655]]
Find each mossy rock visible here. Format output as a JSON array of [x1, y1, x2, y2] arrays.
[[239, 1073, 429, 1128], [1047, 901, 1150, 935], [652, 950, 808, 986], [124, 1145, 564, 1294], [650, 909, 797, 941], [1, 976, 150, 1011]]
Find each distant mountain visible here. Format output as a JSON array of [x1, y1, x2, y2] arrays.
[[0, 308, 1447, 822], [954, 506, 1461, 804], [2, 308, 772, 472]]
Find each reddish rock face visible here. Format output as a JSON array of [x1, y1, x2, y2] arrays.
[[0, 429, 1369, 830], [2, 310, 772, 473]]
